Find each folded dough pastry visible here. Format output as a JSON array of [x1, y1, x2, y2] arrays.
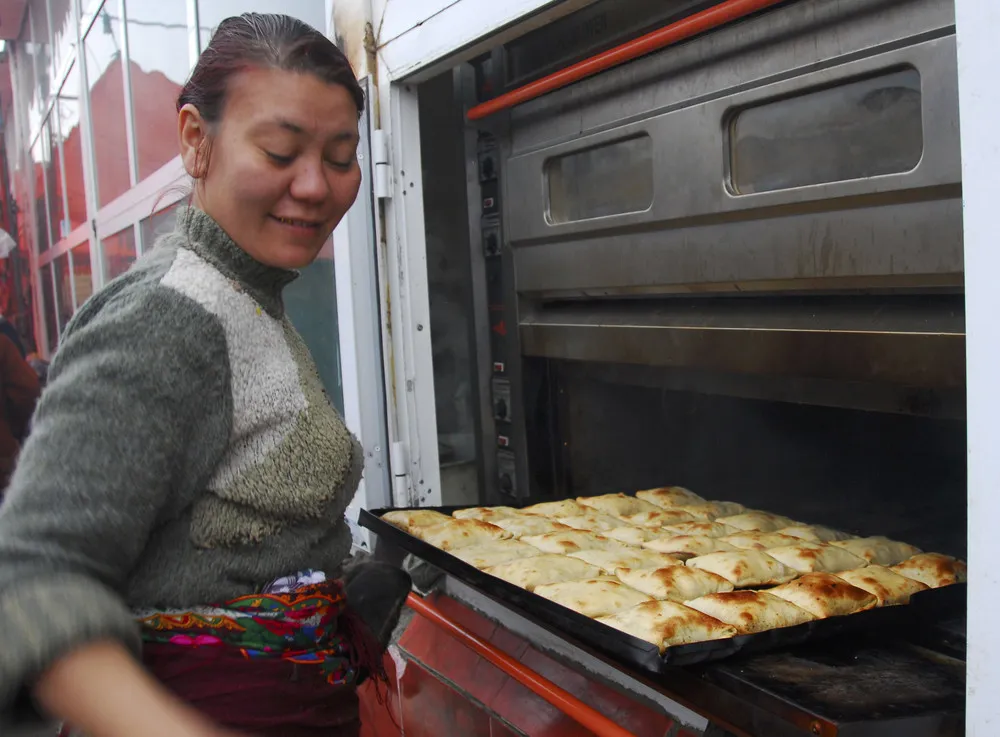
[[453, 506, 523, 523], [618, 509, 697, 528], [767, 572, 878, 618], [831, 537, 922, 566], [567, 549, 681, 575], [673, 501, 746, 521], [558, 512, 633, 532], [382, 509, 452, 533], [494, 515, 572, 538], [720, 532, 804, 551], [834, 565, 929, 606], [616, 565, 735, 602], [520, 499, 590, 518], [663, 522, 737, 538], [450, 540, 542, 569], [534, 577, 653, 618], [636, 487, 706, 508], [686, 550, 797, 587], [521, 529, 628, 554], [576, 492, 664, 518], [643, 535, 738, 559], [777, 524, 853, 543], [413, 519, 513, 550], [891, 553, 967, 588], [685, 590, 815, 634], [765, 543, 869, 574], [596, 600, 738, 652], [485, 554, 603, 591], [605, 526, 657, 545], [716, 512, 795, 532]]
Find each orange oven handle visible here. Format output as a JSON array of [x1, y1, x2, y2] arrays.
[[405, 593, 639, 737], [466, 0, 790, 121]]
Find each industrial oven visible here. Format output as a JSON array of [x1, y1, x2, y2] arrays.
[[368, 0, 967, 734]]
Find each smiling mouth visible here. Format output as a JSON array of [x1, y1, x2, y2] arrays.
[[270, 215, 321, 229]]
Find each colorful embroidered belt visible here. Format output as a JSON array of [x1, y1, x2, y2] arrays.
[[135, 570, 356, 686]]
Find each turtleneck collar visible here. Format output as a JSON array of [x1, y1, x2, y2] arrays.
[[175, 206, 298, 318]]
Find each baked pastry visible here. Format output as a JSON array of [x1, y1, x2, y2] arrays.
[[605, 526, 657, 545], [450, 540, 542, 569], [765, 543, 869, 574], [615, 565, 735, 602], [520, 499, 590, 518], [643, 535, 739, 559], [834, 565, 929, 606], [684, 590, 815, 634], [521, 529, 628, 554], [576, 492, 663, 518], [412, 519, 512, 550], [716, 512, 796, 532], [672, 501, 746, 521], [720, 532, 804, 551], [453, 506, 523, 523], [493, 516, 572, 538], [566, 549, 681, 575], [485, 554, 604, 591], [617, 509, 697, 528], [663, 522, 737, 538], [596, 600, 738, 652], [558, 512, 634, 532], [636, 487, 706, 508], [777, 524, 853, 543], [831, 537, 922, 566], [534, 577, 652, 618], [891, 553, 967, 588], [766, 572, 878, 618], [382, 509, 452, 533], [686, 550, 797, 587]]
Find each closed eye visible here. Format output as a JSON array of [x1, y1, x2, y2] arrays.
[[266, 151, 294, 165]]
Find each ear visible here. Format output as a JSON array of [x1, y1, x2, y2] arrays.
[[178, 103, 210, 179]]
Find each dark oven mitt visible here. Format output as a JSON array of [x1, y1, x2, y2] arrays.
[[343, 558, 413, 650]]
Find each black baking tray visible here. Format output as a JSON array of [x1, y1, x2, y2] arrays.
[[360, 506, 966, 672]]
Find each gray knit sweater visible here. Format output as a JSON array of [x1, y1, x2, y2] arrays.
[[0, 207, 362, 728]]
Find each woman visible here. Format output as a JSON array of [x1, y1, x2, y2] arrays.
[[0, 13, 409, 737]]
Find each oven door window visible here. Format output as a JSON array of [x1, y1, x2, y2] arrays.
[[730, 68, 923, 194], [545, 134, 654, 224]]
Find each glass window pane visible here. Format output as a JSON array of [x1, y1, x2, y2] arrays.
[[140, 201, 181, 248], [198, 1, 326, 50], [48, 0, 78, 82], [546, 135, 654, 224], [125, 0, 189, 181], [31, 133, 53, 253], [40, 263, 58, 354], [72, 242, 94, 307], [45, 116, 66, 244], [27, 4, 52, 139], [84, 7, 131, 207], [284, 240, 343, 413], [730, 68, 924, 195], [55, 66, 88, 232], [54, 253, 74, 332], [102, 225, 137, 280]]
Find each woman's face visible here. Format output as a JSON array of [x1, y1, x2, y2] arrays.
[[179, 67, 362, 269]]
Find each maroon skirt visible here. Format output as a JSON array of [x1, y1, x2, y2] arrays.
[[143, 643, 361, 737]]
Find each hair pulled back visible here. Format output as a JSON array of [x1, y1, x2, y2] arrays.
[[177, 13, 364, 126]]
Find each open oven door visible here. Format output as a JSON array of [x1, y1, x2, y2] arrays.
[[338, 75, 393, 553]]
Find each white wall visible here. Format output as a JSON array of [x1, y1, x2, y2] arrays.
[[956, 0, 999, 733]]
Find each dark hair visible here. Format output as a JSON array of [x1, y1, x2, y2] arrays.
[[177, 13, 365, 125]]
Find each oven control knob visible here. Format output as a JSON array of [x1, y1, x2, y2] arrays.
[[495, 398, 508, 420], [485, 232, 499, 255], [499, 473, 513, 494]]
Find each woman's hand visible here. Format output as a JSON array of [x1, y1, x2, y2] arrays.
[[35, 640, 248, 737]]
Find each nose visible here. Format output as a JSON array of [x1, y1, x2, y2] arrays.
[[289, 157, 332, 204]]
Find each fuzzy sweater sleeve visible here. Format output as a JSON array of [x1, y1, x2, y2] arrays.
[[0, 282, 231, 727]]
